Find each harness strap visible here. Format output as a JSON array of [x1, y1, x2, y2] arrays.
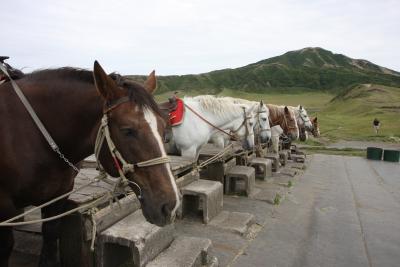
[[0, 63, 59, 151]]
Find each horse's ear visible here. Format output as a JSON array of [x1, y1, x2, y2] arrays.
[[144, 70, 157, 94], [260, 100, 264, 106], [314, 117, 318, 122], [93, 61, 119, 100], [299, 105, 303, 110], [284, 106, 290, 114]]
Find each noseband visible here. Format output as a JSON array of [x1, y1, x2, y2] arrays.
[[94, 96, 170, 199]]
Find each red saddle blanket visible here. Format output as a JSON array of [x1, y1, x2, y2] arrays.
[[169, 98, 185, 126]]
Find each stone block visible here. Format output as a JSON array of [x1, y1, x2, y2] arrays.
[[97, 210, 174, 267], [225, 166, 255, 196], [249, 157, 273, 180], [147, 236, 217, 267], [209, 211, 255, 236], [265, 153, 280, 172], [291, 154, 306, 163], [180, 179, 223, 224], [278, 150, 289, 166]]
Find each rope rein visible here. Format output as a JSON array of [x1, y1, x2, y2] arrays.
[[184, 103, 240, 140]]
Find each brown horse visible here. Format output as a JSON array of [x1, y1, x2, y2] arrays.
[[267, 104, 299, 140], [0, 61, 179, 267], [310, 117, 320, 137]]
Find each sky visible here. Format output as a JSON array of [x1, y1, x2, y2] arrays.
[[2, 0, 400, 75]]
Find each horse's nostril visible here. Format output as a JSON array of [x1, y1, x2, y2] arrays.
[[161, 203, 172, 219]]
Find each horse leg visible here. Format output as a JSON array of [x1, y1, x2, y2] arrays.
[[39, 199, 67, 267], [0, 194, 17, 267]]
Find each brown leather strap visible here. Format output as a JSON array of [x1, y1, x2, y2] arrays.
[[103, 96, 130, 113]]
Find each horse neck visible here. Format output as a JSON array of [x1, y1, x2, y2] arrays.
[[185, 100, 245, 132], [29, 80, 104, 163], [268, 105, 284, 127]]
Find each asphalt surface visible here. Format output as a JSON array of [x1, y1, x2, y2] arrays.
[[232, 154, 400, 267]]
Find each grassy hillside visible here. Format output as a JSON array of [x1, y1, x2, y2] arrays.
[[129, 47, 400, 94], [318, 84, 400, 142]]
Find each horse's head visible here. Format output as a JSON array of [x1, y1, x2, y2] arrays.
[[297, 105, 313, 131], [255, 100, 271, 143], [283, 106, 299, 140], [310, 117, 320, 137], [233, 104, 255, 150], [93, 61, 179, 226]]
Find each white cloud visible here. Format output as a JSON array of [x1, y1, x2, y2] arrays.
[[2, 0, 400, 75]]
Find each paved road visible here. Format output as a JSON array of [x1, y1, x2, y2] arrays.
[[232, 154, 400, 267]]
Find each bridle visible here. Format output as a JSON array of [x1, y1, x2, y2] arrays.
[[230, 107, 254, 141], [94, 96, 170, 200]]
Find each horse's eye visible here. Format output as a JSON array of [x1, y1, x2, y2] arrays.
[[262, 118, 267, 121], [121, 128, 136, 137], [249, 122, 254, 127]]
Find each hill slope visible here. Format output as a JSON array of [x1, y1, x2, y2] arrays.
[[127, 47, 400, 94], [319, 84, 400, 141]]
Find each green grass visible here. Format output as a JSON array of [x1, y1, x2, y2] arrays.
[[318, 84, 400, 142]]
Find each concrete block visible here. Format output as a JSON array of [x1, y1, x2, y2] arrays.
[[199, 157, 236, 184], [209, 211, 255, 236], [265, 153, 280, 172], [290, 144, 298, 153], [180, 179, 223, 224], [225, 166, 255, 196], [147, 236, 216, 267], [278, 150, 289, 166], [97, 210, 174, 267], [249, 157, 273, 180], [236, 151, 256, 166], [280, 167, 298, 177], [291, 154, 306, 163]]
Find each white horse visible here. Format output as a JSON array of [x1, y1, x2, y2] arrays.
[[171, 95, 256, 159], [210, 97, 271, 147], [288, 105, 313, 141]]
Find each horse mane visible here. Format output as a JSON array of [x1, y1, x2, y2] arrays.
[[22, 67, 161, 115], [184, 95, 245, 118], [221, 96, 254, 105], [267, 104, 286, 121]]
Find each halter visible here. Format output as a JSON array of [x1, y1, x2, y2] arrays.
[[230, 107, 254, 141], [94, 96, 170, 199]]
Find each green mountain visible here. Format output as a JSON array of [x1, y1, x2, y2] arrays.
[[127, 47, 400, 94]]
